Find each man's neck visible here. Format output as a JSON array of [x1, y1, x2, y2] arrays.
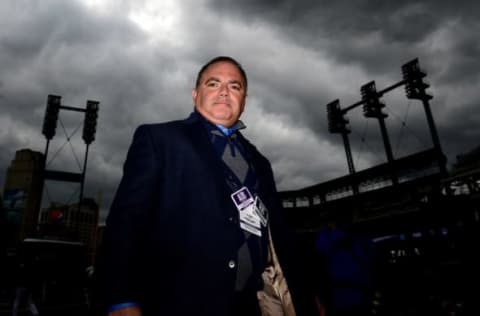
[[193, 109, 245, 136], [215, 124, 235, 136]]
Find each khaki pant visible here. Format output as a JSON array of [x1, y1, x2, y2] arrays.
[[257, 228, 296, 316]]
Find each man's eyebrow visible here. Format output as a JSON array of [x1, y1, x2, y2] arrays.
[[204, 77, 220, 84], [228, 79, 243, 87], [204, 77, 243, 87]]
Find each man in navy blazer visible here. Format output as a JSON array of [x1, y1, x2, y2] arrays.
[[99, 56, 318, 316]]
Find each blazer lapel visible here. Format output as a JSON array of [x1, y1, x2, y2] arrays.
[[182, 116, 236, 217]]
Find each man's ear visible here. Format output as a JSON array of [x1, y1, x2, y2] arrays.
[[191, 88, 197, 102], [241, 94, 247, 112]]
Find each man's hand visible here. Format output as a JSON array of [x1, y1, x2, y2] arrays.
[[108, 306, 142, 316]]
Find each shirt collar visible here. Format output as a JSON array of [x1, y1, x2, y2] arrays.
[[191, 109, 246, 136], [216, 121, 246, 136]]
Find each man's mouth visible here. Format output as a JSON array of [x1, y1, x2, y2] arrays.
[[214, 101, 230, 106]]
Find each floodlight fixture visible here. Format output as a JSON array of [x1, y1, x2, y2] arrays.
[[42, 94, 61, 140], [82, 100, 99, 145], [327, 99, 350, 134], [361, 81, 387, 118], [402, 58, 432, 100]]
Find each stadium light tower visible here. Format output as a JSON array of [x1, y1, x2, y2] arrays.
[[402, 58, 447, 174], [327, 99, 356, 175], [326, 99, 359, 195], [79, 100, 99, 216], [82, 100, 99, 145], [402, 58, 432, 101], [39, 95, 100, 232], [361, 81, 398, 185], [42, 94, 61, 156]]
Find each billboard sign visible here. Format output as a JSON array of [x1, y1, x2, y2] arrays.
[[3, 189, 27, 225]]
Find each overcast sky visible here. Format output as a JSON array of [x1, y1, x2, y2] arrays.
[[1, 0, 479, 221]]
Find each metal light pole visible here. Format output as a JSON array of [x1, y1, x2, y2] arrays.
[[361, 81, 398, 185], [79, 100, 99, 218], [39, 95, 99, 236], [326, 100, 358, 194], [402, 58, 447, 175]]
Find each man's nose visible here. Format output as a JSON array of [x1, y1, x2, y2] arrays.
[[219, 83, 229, 96]]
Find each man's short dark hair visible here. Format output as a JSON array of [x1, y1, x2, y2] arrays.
[[195, 56, 248, 92]]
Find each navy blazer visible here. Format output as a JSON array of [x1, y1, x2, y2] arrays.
[[99, 113, 317, 316]]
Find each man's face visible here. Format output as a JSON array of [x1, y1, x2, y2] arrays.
[[192, 61, 247, 127]]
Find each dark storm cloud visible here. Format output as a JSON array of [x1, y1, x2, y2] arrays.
[[209, 0, 479, 76], [1, 0, 479, 219], [0, 0, 193, 216], [209, 0, 474, 41], [1, 0, 146, 128], [210, 1, 470, 83], [439, 100, 480, 158], [207, 0, 480, 166]]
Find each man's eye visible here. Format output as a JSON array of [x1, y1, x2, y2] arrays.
[[230, 84, 241, 90], [207, 82, 219, 87]]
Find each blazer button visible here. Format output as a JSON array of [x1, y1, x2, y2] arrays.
[[228, 260, 236, 269]]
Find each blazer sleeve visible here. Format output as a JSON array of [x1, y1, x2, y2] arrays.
[[98, 125, 162, 308]]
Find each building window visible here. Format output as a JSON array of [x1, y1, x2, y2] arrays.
[[282, 198, 294, 208], [313, 195, 322, 205], [296, 196, 309, 207]]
